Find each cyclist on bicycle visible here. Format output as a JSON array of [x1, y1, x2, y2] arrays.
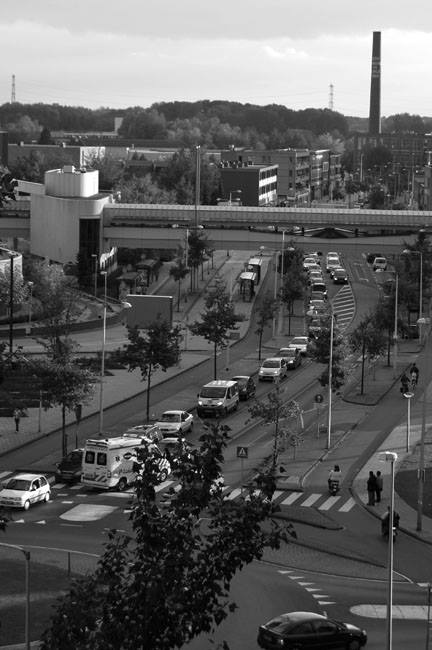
[[410, 363, 419, 387]]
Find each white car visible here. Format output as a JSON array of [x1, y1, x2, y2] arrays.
[[156, 410, 194, 436], [373, 256, 387, 271], [258, 357, 288, 382], [0, 473, 51, 510], [287, 336, 309, 356]]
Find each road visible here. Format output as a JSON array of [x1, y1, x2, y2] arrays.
[[1, 238, 429, 646]]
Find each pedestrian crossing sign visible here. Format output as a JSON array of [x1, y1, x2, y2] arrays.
[[236, 446, 248, 459]]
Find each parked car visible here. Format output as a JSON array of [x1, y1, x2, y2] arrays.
[[55, 448, 84, 483], [258, 357, 288, 382], [231, 375, 256, 400], [326, 256, 341, 273], [0, 473, 51, 510], [308, 318, 322, 339], [257, 611, 367, 649], [155, 410, 194, 436], [288, 336, 309, 355], [332, 267, 349, 284], [303, 257, 319, 271], [307, 299, 327, 317], [373, 256, 387, 271], [311, 281, 327, 297], [276, 347, 302, 369], [308, 270, 324, 284], [123, 423, 163, 442]]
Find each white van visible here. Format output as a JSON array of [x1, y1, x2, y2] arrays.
[[197, 380, 240, 418], [81, 436, 170, 491]]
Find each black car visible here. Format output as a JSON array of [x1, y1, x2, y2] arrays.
[[258, 611, 367, 649], [231, 375, 256, 400], [55, 448, 84, 483]]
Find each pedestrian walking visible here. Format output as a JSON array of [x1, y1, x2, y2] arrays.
[[13, 408, 21, 433], [367, 470, 377, 506], [375, 470, 383, 503], [409, 363, 419, 388], [400, 372, 409, 394]]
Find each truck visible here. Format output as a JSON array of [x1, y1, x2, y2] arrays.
[[81, 435, 170, 492]]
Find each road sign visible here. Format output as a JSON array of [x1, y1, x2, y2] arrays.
[[236, 446, 248, 459], [315, 393, 324, 403]]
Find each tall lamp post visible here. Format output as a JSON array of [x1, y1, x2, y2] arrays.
[[380, 450, 398, 650], [393, 273, 399, 378], [8, 252, 16, 355], [27, 281, 34, 335], [98, 271, 107, 436], [91, 254, 98, 297], [402, 248, 423, 341], [403, 391, 414, 452], [326, 310, 334, 450]]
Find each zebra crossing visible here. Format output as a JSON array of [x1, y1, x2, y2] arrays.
[[0, 469, 357, 518]]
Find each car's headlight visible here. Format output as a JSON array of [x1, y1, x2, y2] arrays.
[[198, 400, 203, 405], [216, 401, 223, 406]]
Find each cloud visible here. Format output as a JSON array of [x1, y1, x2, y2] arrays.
[[3, 0, 432, 40], [263, 45, 308, 60]]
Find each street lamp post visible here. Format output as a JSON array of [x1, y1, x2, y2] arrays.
[[403, 391, 414, 452], [27, 281, 34, 335], [91, 254, 98, 297], [277, 230, 287, 335], [98, 271, 107, 436], [393, 273, 399, 378], [380, 450, 398, 650], [327, 311, 334, 450], [8, 252, 16, 355]]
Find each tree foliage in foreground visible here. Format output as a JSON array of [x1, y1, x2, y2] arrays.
[[40, 424, 295, 650]]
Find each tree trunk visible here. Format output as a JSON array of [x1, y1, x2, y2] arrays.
[[177, 280, 181, 311], [213, 341, 217, 380], [258, 330, 263, 361], [146, 366, 152, 422], [61, 404, 67, 457]]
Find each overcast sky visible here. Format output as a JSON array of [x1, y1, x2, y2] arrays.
[[1, 0, 431, 117]]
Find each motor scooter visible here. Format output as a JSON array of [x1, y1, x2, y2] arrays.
[[381, 517, 398, 542], [328, 479, 340, 496]]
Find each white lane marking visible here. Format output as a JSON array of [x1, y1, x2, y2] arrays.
[[52, 483, 66, 490], [35, 520, 46, 525], [61, 501, 74, 504], [105, 492, 131, 499], [155, 480, 175, 493], [281, 492, 303, 505], [339, 497, 356, 512], [301, 494, 321, 507], [56, 493, 69, 497], [60, 504, 117, 521], [319, 600, 336, 605], [70, 485, 84, 490], [271, 490, 284, 502], [319, 496, 341, 511], [351, 604, 429, 619], [224, 488, 242, 500]]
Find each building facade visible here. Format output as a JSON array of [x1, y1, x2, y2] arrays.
[[219, 161, 278, 206]]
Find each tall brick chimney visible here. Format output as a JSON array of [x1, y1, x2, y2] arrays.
[[368, 31, 381, 135]]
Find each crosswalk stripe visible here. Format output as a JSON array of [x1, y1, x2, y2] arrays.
[[318, 496, 341, 510], [155, 480, 174, 493], [301, 494, 321, 507], [280, 492, 303, 505], [224, 488, 243, 500], [339, 496, 356, 512], [271, 490, 283, 502]]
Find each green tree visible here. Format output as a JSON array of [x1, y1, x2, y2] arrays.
[[115, 174, 176, 204], [40, 423, 295, 649], [28, 261, 81, 355], [187, 229, 211, 291], [189, 280, 242, 379], [33, 351, 95, 456], [349, 315, 386, 394], [248, 387, 303, 471], [120, 319, 181, 422], [308, 314, 346, 391], [281, 268, 307, 335], [39, 126, 53, 144], [169, 257, 189, 311], [255, 293, 278, 360]]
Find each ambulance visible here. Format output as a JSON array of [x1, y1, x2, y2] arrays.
[[81, 435, 170, 491]]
